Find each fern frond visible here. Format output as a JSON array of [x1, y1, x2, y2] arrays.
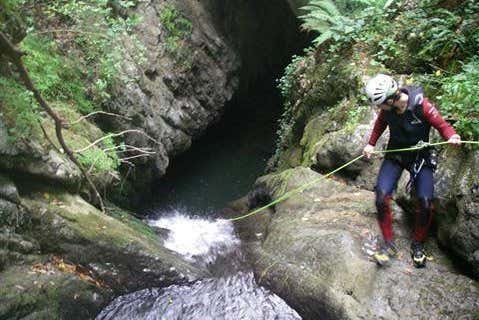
[[300, 11, 336, 25], [383, 0, 394, 9], [306, 0, 341, 17], [301, 20, 331, 33], [313, 30, 333, 45], [300, 0, 341, 16]]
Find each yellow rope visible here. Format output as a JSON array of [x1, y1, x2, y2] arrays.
[[226, 140, 479, 222]]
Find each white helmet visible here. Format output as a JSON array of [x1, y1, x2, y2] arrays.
[[365, 74, 398, 105]]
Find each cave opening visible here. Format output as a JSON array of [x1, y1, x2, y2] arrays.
[[146, 0, 311, 214]]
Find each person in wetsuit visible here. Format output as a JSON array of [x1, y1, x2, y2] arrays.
[[363, 74, 461, 268]]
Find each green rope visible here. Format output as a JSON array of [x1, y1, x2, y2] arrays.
[[226, 140, 479, 222]]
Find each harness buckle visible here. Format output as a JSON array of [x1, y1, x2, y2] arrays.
[[406, 158, 425, 194]]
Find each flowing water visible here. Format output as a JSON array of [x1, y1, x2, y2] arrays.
[[97, 88, 301, 319], [96, 209, 301, 320]]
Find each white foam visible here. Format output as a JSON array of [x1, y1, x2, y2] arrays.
[[147, 209, 240, 263]]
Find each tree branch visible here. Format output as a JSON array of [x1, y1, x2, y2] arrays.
[[74, 129, 160, 153], [103, 144, 156, 155], [38, 121, 62, 154], [0, 31, 105, 212], [120, 154, 152, 162], [70, 111, 132, 125]]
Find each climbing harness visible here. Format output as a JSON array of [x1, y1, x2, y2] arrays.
[[405, 141, 428, 194], [226, 140, 479, 222]]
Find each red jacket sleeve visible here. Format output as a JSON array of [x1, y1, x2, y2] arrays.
[[368, 110, 387, 146], [422, 99, 456, 140]]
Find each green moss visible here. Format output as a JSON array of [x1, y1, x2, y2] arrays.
[[34, 193, 161, 254], [300, 116, 328, 167], [37, 105, 120, 176], [0, 264, 102, 319], [260, 168, 299, 199], [106, 205, 159, 243]]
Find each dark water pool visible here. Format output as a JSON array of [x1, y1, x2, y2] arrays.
[[147, 87, 281, 214]]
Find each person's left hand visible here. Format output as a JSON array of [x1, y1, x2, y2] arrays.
[[448, 134, 462, 145]]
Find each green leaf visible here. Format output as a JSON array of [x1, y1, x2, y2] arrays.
[[313, 30, 333, 45]]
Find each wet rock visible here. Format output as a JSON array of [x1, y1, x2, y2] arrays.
[[395, 147, 479, 277], [0, 199, 20, 227], [239, 167, 479, 320], [0, 193, 208, 319], [0, 264, 107, 320], [298, 97, 479, 275], [0, 232, 39, 254], [0, 133, 82, 187], [0, 174, 20, 204], [151, 226, 171, 241], [25, 193, 207, 289], [103, 1, 239, 202]]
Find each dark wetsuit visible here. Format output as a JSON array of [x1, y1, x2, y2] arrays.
[[368, 86, 456, 243]]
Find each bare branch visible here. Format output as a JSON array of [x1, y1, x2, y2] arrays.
[[103, 144, 156, 155], [120, 160, 134, 167], [70, 111, 132, 125], [74, 129, 160, 153], [120, 154, 152, 162]]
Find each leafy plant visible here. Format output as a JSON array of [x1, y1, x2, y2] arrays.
[[159, 4, 193, 67], [435, 59, 479, 140], [403, 0, 479, 69], [276, 55, 307, 148], [299, 0, 354, 46], [77, 135, 120, 173], [21, 34, 95, 114], [299, 0, 394, 46], [45, 0, 145, 104], [0, 77, 40, 140]]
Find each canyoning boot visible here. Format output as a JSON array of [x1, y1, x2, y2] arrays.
[[410, 241, 427, 268], [374, 241, 398, 266]]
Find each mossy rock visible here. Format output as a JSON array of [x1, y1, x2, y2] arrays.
[[0, 264, 107, 320], [0, 190, 208, 319], [240, 167, 479, 320], [23, 192, 206, 288]]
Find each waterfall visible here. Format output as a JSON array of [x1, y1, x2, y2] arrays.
[[97, 208, 301, 320]]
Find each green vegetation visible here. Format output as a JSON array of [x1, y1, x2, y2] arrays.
[[299, 0, 393, 46], [276, 54, 307, 151], [77, 135, 121, 173], [0, 0, 146, 175], [159, 4, 193, 68], [0, 0, 25, 39], [275, 0, 479, 164], [435, 59, 479, 140], [22, 35, 95, 113], [45, 0, 144, 104], [0, 77, 39, 139]]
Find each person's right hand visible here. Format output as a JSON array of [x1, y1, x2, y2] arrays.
[[363, 144, 375, 159], [447, 134, 462, 145]]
